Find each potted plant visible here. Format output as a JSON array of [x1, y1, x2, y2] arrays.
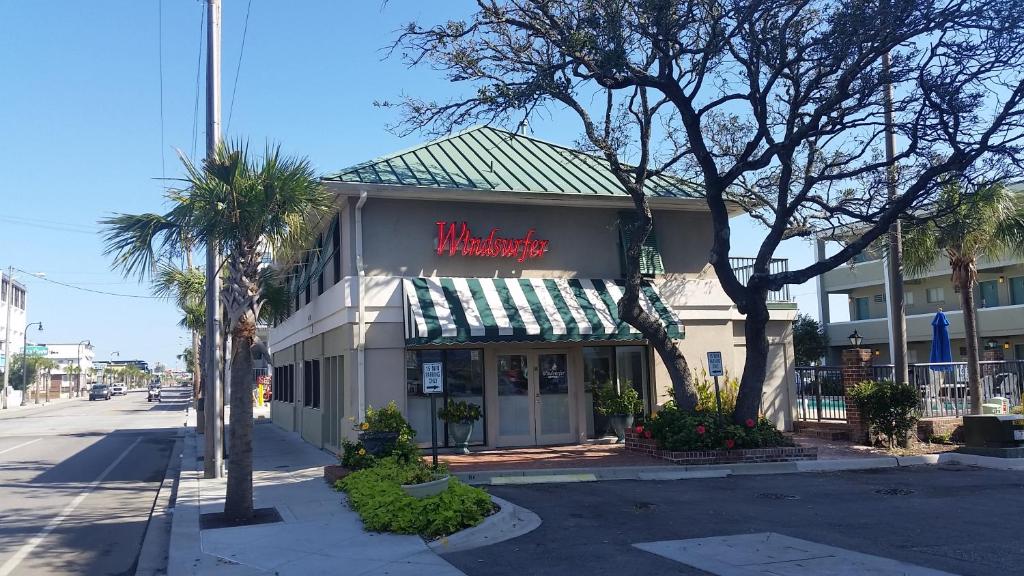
[[595, 385, 643, 442], [437, 399, 483, 454], [358, 401, 414, 456], [400, 462, 451, 499]]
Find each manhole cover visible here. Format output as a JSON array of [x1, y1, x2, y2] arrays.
[[757, 492, 800, 500], [875, 488, 915, 496]]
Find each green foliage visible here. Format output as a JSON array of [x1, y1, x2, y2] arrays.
[[1011, 405, 1023, 415], [341, 439, 376, 470], [692, 369, 739, 415], [793, 314, 829, 365], [337, 457, 494, 539], [929, 434, 950, 445], [593, 384, 643, 416], [7, 354, 56, 391], [437, 399, 483, 423], [645, 405, 792, 451], [366, 401, 414, 434], [848, 380, 920, 448]]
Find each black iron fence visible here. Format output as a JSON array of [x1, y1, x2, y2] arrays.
[[795, 360, 1024, 422]]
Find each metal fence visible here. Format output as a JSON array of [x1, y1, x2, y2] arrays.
[[729, 257, 792, 303], [794, 360, 1024, 421]]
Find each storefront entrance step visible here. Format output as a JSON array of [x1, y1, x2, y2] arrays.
[[490, 473, 598, 485]]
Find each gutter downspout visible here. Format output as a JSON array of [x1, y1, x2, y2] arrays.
[[355, 191, 368, 423]]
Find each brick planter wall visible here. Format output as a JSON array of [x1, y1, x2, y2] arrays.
[[625, 431, 817, 465], [917, 417, 964, 442]]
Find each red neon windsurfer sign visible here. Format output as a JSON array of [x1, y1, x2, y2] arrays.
[[435, 221, 549, 263]]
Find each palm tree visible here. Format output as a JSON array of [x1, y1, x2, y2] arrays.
[[904, 183, 1024, 414], [153, 263, 205, 413], [102, 142, 330, 522]]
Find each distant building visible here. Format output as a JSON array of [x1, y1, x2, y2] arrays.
[[103, 359, 150, 372], [0, 272, 28, 373], [36, 343, 95, 394]]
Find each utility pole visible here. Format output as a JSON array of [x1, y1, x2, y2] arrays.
[[204, 0, 224, 480], [882, 50, 909, 385], [2, 266, 12, 409]]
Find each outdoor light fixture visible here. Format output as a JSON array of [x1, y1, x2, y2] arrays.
[[1004, 341, 1011, 350], [874, 349, 881, 356], [848, 330, 863, 346], [999, 276, 1006, 283]]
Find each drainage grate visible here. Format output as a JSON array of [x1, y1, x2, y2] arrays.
[[757, 492, 800, 500], [875, 488, 915, 496]]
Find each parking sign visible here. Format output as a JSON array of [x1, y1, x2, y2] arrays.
[[707, 351, 724, 377], [422, 362, 444, 394]]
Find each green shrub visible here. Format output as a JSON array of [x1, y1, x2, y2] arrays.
[[665, 369, 740, 415], [337, 457, 494, 539], [929, 433, 950, 445], [365, 401, 414, 434], [644, 405, 792, 451], [848, 379, 920, 448], [594, 385, 643, 416], [1011, 405, 1023, 415], [437, 399, 483, 423], [341, 439, 376, 470]]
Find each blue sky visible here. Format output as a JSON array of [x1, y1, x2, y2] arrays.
[[0, 1, 825, 369]]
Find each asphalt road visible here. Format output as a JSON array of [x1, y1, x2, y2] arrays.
[[446, 466, 1024, 576], [0, 387, 189, 575]]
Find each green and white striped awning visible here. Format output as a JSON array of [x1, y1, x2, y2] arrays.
[[403, 277, 684, 346]]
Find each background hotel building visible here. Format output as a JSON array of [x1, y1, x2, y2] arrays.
[[816, 243, 1024, 364], [268, 126, 799, 453]]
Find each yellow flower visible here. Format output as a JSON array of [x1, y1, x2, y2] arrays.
[[358, 448, 366, 456], [360, 422, 369, 431]]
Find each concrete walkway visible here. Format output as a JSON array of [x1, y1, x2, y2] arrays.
[[168, 417, 465, 576]]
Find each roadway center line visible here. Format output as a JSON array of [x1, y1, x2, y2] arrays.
[[0, 436, 144, 576], [0, 438, 42, 456]]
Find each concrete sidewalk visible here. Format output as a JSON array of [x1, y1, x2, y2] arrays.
[[168, 417, 466, 575], [0, 393, 87, 417]]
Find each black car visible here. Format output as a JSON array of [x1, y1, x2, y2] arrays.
[[89, 383, 112, 401], [147, 384, 161, 403]]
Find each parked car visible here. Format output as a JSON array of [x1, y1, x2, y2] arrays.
[[89, 383, 112, 401], [147, 384, 161, 403], [111, 384, 127, 396]]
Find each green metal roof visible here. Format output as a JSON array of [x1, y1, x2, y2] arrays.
[[324, 125, 700, 199]]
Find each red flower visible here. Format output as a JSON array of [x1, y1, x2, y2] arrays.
[[696, 425, 706, 435], [745, 418, 756, 428], [644, 430, 652, 439], [635, 425, 644, 434], [725, 438, 736, 449]]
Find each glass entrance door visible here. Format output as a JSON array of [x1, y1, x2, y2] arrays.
[[495, 350, 575, 446]]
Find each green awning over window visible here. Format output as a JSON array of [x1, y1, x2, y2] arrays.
[[404, 277, 684, 346]]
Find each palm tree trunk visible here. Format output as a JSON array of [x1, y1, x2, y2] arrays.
[[224, 319, 255, 522], [959, 272, 983, 414]]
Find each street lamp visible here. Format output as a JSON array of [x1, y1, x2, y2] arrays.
[[76, 340, 91, 398], [21, 322, 43, 406], [848, 330, 863, 347]]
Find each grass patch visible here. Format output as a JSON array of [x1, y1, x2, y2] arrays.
[[335, 457, 496, 539]]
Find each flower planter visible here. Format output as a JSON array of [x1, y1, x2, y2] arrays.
[[359, 431, 399, 456], [401, 475, 451, 499], [607, 414, 635, 443], [448, 421, 475, 454]]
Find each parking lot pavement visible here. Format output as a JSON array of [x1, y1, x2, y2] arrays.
[[444, 465, 1024, 576]]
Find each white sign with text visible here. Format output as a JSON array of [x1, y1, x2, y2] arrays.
[[422, 362, 444, 394], [707, 351, 724, 377]]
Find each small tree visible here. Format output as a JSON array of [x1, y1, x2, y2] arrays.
[[904, 183, 1024, 414], [793, 314, 829, 366], [849, 380, 920, 448]]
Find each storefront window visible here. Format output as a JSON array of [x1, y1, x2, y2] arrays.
[[406, 349, 485, 446], [583, 345, 650, 438]]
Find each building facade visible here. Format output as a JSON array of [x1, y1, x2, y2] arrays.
[[817, 244, 1024, 363], [35, 343, 95, 395], [268, 127, 799, 453], [0, 273, 28, 374]]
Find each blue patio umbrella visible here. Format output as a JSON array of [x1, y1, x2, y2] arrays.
[[930, 311, 954, 372]]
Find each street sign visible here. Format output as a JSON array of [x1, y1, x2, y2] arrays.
[[25, 345, 47, 357], [422, 362, 444, 394], [707, 351, 724, 377]]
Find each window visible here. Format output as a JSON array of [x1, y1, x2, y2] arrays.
[[618, 211, 664, 277], [302, 359, 320, 409], [273, 365, 295, 403], [406, 349, 485, 446], [978, 280, 999, 308], [583, 345, 651, 438], [316, 234, 325, 296], [1011, 277, 1024, 305], [873, 293, 885, 303], [926, 287, 945, 303], [332, 214, 341, 283], [288, 365, 295, 402], [1, 279, 7, 302], [854, 297, 870, 320], [1016, 344, 1024, 361], [904, 291, 914, 306]]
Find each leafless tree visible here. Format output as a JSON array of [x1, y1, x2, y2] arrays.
[[390, 0, 1024, 422]]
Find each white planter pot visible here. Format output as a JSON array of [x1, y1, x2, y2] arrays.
[[400, 475, 451, 499]]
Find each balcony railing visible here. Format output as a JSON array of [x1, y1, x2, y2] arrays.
[[729, 257, 792, 302]]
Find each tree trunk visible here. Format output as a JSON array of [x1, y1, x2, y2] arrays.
[[224, 323, 255, 522], [958, 272, 983, 414], [734, 301, 771, 424], [196, 335, 206, 435]]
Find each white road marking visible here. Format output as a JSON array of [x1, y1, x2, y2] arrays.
[[0, 438, 41, 456], [0, 436, 143, 576]]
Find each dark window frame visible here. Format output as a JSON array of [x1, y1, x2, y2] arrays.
[[332, 214, 341, 284], [406, 348, 486, 447]]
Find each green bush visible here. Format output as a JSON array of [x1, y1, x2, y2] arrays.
[[341, 439, 376, 470], [665, 369, 740, 415], [437, 399, 483, 423], [594, 385, 643, 416], [365, 401, 414, 434], [337, 457, 494, 539], [848, 379, 920, 448], [929, 433, 950, 445], [644, 405, 792, 451]]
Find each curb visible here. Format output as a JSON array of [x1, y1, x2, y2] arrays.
[[428, 495, 541, 555], [135, 432, 185, 576]]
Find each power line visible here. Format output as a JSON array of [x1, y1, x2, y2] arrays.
[[226, 0, 253, 134], [15, 268, 162, 299], [158, 0, 166, 179], [191, 2, 206, 161], [0, 216, 98, 235]]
